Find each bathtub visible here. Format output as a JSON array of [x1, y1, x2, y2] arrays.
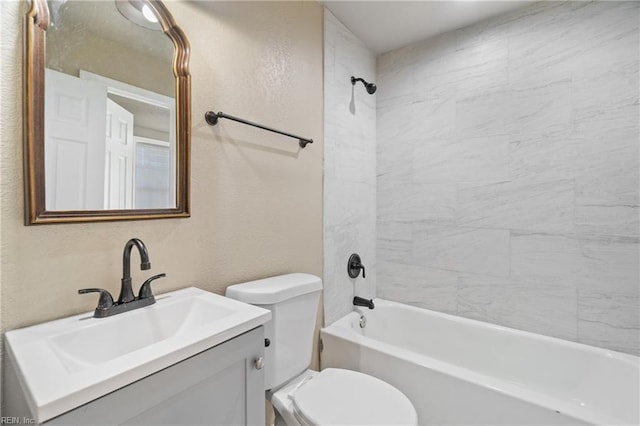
[[320, 299, 639, 425]]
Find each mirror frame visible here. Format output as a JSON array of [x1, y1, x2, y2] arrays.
[[24, 0, 191, 225]]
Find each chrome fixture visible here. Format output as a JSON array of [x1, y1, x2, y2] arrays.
[[351, 76, 377, 94], [354, 308, 367, 328], [79, 238, 166, 318], [358, 313, 367, 328], [352, 302, 368, 328]]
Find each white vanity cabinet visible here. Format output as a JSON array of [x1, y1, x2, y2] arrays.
[[5, 288, 271, 424], [46, 327, 265, 425]]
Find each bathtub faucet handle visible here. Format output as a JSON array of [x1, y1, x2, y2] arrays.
[[353, 296, 374, 310], [348, 253, 366, 278]]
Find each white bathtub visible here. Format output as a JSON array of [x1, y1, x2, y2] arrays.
[[320, 299, 639, 425]]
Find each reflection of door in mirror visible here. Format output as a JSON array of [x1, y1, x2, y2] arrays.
[[82, 71, 177, 210], [44, 0, 176, 211], [44, 69, 175, 210], [105, 99, 134, 209], [44, 69, 107, 210]]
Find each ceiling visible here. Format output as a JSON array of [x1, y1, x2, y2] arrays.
[[322, 1, 533, 54]]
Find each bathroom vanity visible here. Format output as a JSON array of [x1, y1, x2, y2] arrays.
[[49, 328, 264, 425], [4, 288, 270, 424]]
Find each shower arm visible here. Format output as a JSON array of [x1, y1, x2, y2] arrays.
[[350, 76, 377, 94]]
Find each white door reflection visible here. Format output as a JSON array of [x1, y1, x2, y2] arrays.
[[44, 69, 175, 210], [44, 69, 106, 210], [105, 98, 134, 209]]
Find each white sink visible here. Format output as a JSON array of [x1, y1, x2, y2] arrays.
[[5, 287, 271, 423]]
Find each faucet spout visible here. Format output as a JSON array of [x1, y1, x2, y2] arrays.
[[80, 238, 164, 318], [353, 296, 375, 310], [120, 238, 150, 304]]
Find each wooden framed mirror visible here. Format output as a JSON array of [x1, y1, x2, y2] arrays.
[[24, 0, 190, 224]]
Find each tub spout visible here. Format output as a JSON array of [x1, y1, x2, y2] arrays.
[[353, 296, 374, 310]]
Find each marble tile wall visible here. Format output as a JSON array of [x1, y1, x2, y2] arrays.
[[324, 10, 377, 325], [376, 1, 639, 355]]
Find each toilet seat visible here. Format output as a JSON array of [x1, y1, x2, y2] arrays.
[[290, 368, 417, 426]]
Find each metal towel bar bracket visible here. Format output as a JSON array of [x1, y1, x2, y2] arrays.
[[205, 111, 313, 148]]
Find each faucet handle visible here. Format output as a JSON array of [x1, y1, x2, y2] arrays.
[[348, 253, 366, 279], [139, 273, 166, 300], [78, 288, 114, 309]]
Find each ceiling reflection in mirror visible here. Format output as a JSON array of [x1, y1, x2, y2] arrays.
[[44, 0, 176, 210]]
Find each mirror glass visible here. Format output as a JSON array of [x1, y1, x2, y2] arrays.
[[24, 0, 190, 224], [45, 0, 175, 210]]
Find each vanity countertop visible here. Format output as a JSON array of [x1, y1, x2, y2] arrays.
[[5, 287, 271, 423]]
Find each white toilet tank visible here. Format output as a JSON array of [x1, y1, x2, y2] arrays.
[[225, 273, 322, 390]]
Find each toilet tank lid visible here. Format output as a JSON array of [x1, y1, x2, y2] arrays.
[[225, 273, 322, 305]]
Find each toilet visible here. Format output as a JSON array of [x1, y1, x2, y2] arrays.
[[226, 273, 418, 426]]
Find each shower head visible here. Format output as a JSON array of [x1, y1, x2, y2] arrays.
[[365, 82, 377, 94], [351, 76, 377, 95]]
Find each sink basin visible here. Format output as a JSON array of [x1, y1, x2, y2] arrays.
[[5, 287, 271, 423], [49, 296, 236, 372]]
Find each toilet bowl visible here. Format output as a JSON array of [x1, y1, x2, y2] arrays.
[[226, 273, 418, 426], [269, 368, 417, 426]]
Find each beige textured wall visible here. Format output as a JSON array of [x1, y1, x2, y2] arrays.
[[0, 0, 323, 400]]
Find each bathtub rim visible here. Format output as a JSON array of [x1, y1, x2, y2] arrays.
[[327, 298, 638, 364], [320, 298, 639, 426]]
